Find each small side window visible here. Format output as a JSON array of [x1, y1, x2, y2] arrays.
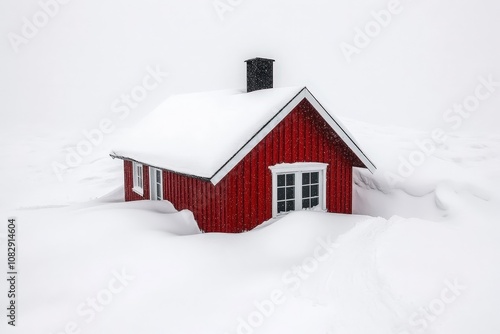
[[150, 168, 163, 201], [132, 162, 144, 195]]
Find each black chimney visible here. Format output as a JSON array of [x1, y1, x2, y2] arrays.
[[245, 57, 275, 93]]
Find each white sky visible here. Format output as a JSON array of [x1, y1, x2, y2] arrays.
[[1, 0, 499, 134]]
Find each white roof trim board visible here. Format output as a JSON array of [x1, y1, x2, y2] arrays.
[[111, 87, 376, 185], [209, 87, 375, 184]]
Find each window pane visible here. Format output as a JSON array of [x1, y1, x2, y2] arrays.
[[311, 197, 319, 207], [286, 186, 295, 199], [302, 173, 310, 185], [311, 172, 319, 184], [302, 199, 310, 209], [278, 201, 286, 213], [278, 188, 286, 200], [156, 170, 161, 179], [286, 200, 295, 212], [311, 185, 319, 197], [302, 185, 310, 198], [278, 175, 285, 187], [286, 174, 295, 186]]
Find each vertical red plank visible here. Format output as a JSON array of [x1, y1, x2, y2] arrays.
[[281, 122, 286, 162], [232, 172, 238, 233], [344, 149, 349, 213], [201, 181, 207, 233], [219, 180, 225, 232], [275, 124, 280, 163], [332, 147, 337, 212], [168, 172, 172, 202], [253, 150, 259, 227], [170, 172, 174, 202], [217, 182, 221, 232], [220, 180, 226, 233], [297, 107, 304, 162], [229, 177, 234, 232], [143, 166, 149, 200], [230, 172, 235, 232], [258, 147, 263, 225], [347, 165, 352, 213], [183, 175, 187, 209], [304, 103, 310, 160], [187, 177, 191, 212], [181, 175, 185, 209], [318, 117, 324, 163], [214, 181, 219, 232], [329, 147, 335, 212], [178, 174, 182, 208], [285, 114, 292, 162], [173, 174, 177, 207], [163, 171, 168, 201], [340, 155, 345, 213], [295, 106, 302, 161], [247, 153, 253, 229], [225, 179, 230, 232], [238, 165, 244, 232], [203, 181, 208, 232], [312, 117, 319, 162], [178, 174, 182, 209], [210, 181, 215, 233], [265, 133, 273, 218], [290, 108, 297, 161], [232, 163, 239, 230], [345, 156, 349, 213], [210, 184, 217, 232], [244, 158, 251, 231]]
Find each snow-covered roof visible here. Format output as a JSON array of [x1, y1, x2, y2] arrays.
[[111, 87, 376, 184]]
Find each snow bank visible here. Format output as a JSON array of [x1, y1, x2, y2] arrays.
[[2, 116, 500, 334]]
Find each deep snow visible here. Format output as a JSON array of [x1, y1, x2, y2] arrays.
[[1, 120, 500, 334]]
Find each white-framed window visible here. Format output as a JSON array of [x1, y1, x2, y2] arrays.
[[150, 168, 163, 201], [269, 163, 328, 217], [132, 162, 144, 196]]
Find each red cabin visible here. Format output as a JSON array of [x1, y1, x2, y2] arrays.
[[111, 58, 375, 233]]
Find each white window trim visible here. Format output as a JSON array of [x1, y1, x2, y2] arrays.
[[149, 168, 164, 201], [269, 163, 328, 217], [132, 162, 144, 196]]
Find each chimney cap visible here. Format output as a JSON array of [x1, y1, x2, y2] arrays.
[[245, 57, 276, 63]]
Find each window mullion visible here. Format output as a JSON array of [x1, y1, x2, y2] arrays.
[[295, 171, 302, 210]]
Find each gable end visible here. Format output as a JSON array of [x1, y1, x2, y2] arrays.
[[209, 87, 376, 185]]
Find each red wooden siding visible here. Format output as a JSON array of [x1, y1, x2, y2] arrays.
[[124, 160, 150, 201], [124, 98, 361, 233]]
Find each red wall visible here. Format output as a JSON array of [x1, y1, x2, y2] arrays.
[[124, 160, 149, 201], [124, 99, 361, 233]]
